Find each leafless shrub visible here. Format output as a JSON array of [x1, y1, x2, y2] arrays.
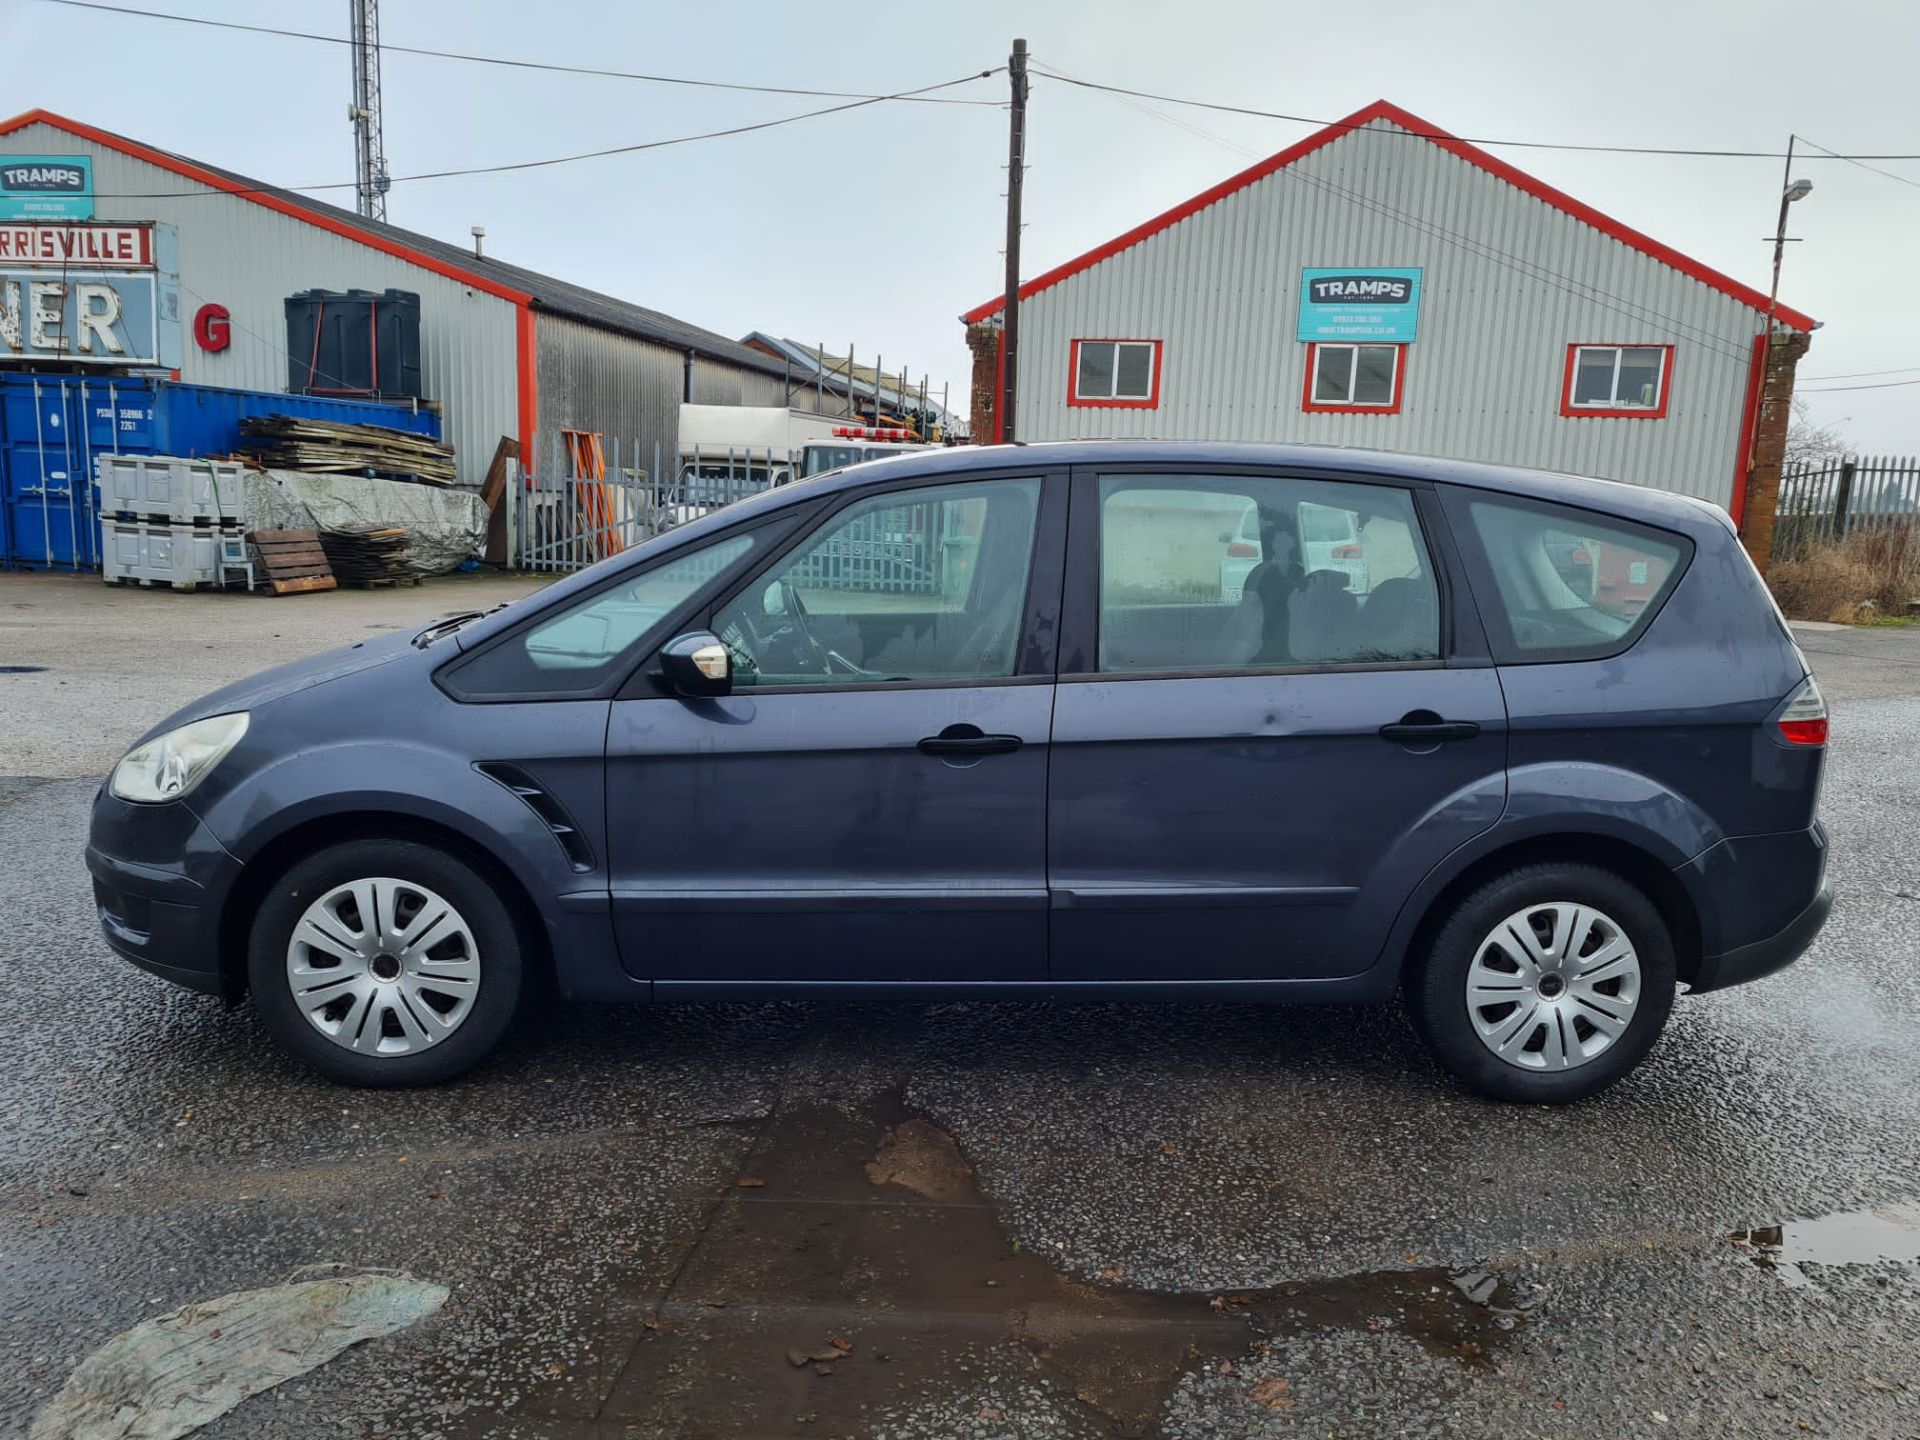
[[1769, 522, 1920, 622]]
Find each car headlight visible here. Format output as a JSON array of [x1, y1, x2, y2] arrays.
[[110, 712, 250, 803]]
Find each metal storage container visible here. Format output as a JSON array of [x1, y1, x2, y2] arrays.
[[95, 455, 247, 523], [100, 519, 225, 590], [3, 372, 441, 571]]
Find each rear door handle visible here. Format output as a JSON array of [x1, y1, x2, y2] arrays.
[[1379, 719, 1481, 743], [918, 724, 1023, 757]]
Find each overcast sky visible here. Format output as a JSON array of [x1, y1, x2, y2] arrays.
[[8, 0, 1917, 449]]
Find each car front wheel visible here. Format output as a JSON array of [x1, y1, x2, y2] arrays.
[[247, 839, 523, 1087], [1409, 862, 1676, 1103]]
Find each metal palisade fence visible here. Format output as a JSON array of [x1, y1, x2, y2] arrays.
[[1774, 456, 1920, 557], [512, 436, 778, 573], [510, 435, 949, 586]]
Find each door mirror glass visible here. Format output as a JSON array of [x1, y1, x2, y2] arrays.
[[660, 630, 732, 696]]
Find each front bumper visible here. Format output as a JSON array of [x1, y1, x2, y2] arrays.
[[86, 789, 242, 999]]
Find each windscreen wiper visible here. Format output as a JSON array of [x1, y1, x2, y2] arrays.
[[411, 604, 506, 648]]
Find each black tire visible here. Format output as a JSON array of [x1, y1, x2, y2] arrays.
[[247, 838, 523, 1087], [1408, 862, 1676, 1104]]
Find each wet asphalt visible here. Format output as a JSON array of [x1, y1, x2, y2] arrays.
[[3, 585, 1919, 1439]]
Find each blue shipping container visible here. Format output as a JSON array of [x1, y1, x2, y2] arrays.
[[0, 373, 442, 571]]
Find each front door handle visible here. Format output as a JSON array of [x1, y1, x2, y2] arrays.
[[918, 723, 1023, 757], [1379, 715, 1481, 743]]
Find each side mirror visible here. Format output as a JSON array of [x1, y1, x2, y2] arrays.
[[660, 631, 732, 697]]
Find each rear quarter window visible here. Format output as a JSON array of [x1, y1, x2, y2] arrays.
[[1447, 490, 1692, 664]]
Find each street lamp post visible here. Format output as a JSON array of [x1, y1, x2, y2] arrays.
[[1763, 137, 1813, 341]]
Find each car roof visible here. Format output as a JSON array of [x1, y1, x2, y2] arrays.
[[784, 441, 1729, 534]]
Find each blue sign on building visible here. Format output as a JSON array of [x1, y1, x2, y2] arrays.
[[1297, 267, 1423, 343], [0, 156, 95, 221]]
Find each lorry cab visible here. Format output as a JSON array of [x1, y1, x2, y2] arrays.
[[791, 427, 934, 483]]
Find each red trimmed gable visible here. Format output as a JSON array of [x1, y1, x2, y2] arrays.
[[961, 99, 1815, 333], [0, 108, 532, 306]]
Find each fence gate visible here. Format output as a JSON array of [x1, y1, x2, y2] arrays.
[[513, 436, 783, 573], [1774, 456, 1920, 557]]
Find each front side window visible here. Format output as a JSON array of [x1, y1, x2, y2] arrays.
[[1304, 343, 1404, 411], [713, 477, 1041, 686], [1097, 474, 1439, 672], [445, 533, 756, 697], [1458, 494, 1689, 661], [1562, 344, 1672, 417], [1071, 339, 1162, 407]]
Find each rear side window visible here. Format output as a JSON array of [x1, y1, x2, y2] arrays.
[[1457, 494, 1689, 662], [1096, 473, 1439, 672]]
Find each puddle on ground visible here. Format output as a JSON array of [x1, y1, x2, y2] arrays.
[[1731, 1200, 1920, 1289], [476, 1090, 1539, 1438]]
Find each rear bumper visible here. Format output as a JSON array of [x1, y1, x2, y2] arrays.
[[1683, 821, 1832, 994], [86, 790, 241, 999], [1690, 878, 1832, 994]]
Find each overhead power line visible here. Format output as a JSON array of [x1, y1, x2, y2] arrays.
[[35, 0, 1002, 105], [1797, 134, 1920, 192], [1798, 378, 1920, 393], [1030, 64, 1920, 162], [1800, 366, 1920, 381], [79, 70, 1002, 201]]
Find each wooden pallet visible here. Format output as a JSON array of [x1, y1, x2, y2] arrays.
[[237, 415, 457, 486], [250, 528, 337, 595]]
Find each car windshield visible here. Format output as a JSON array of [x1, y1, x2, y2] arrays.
[[799, 444, 917, 478]]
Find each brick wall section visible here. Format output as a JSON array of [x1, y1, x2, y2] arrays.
[[1739, 330, 1812, 577], [966, 322, 1000, 444]]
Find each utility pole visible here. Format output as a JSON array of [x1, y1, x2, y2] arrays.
[[349, 0, 390, 221], [1000, 37, 1028, 443]]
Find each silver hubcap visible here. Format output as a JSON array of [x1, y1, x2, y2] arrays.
[[285, 877, 481, 1057], [1466, 902, 1642, 1072]]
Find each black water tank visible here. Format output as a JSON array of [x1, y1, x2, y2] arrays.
[[284, 288, 423, 399]]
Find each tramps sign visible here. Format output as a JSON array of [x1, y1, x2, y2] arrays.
[[1296, 267, 1423, 343], [0, 156, 95, 220]]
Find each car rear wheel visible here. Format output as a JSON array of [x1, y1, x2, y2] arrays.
[[247, 839, 523, 1087], [1409, 862, 1676, 1103]]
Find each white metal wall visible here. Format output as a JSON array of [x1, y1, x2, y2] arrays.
[[1, 121, 519, 488], [1015, 117, 1769, 507]]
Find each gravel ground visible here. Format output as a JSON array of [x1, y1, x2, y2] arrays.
[[2, 581, 1917, 1438]]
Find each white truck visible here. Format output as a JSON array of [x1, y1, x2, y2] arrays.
[[676, 405, 847, 496]]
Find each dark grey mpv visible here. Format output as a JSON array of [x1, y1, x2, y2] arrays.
[[87, 442, 1832, 1102]]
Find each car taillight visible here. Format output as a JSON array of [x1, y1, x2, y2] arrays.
[[1331, 543, 1363, 559], [1226, 541, 1258, 558], [1775, 676, 1828, 747]]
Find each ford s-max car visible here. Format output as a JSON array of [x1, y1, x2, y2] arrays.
[[86, 442, 1831, 1102]]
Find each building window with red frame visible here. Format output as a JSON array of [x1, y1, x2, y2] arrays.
[[1303, 342, 1405, 412], [1070, 339, 1162, 408], [1561, 344, 1673, 418]]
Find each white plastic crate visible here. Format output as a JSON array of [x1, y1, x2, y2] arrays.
[[100, 520, 224, 590], [95, 454, 246, 524]]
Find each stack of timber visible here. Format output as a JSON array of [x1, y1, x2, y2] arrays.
[[249, 529, 336, 595], [318, 523, 417, 587], [237, 415, 457, 486]]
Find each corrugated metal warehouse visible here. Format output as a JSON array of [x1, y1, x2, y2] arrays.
[[964, 100, 1816, 520], [0, 109, 794, 490]]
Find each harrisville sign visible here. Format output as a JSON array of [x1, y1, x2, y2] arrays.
[[0, 155, 95, 221], [1296, 266, 1424, 343], [0, 222, 181, 367]]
